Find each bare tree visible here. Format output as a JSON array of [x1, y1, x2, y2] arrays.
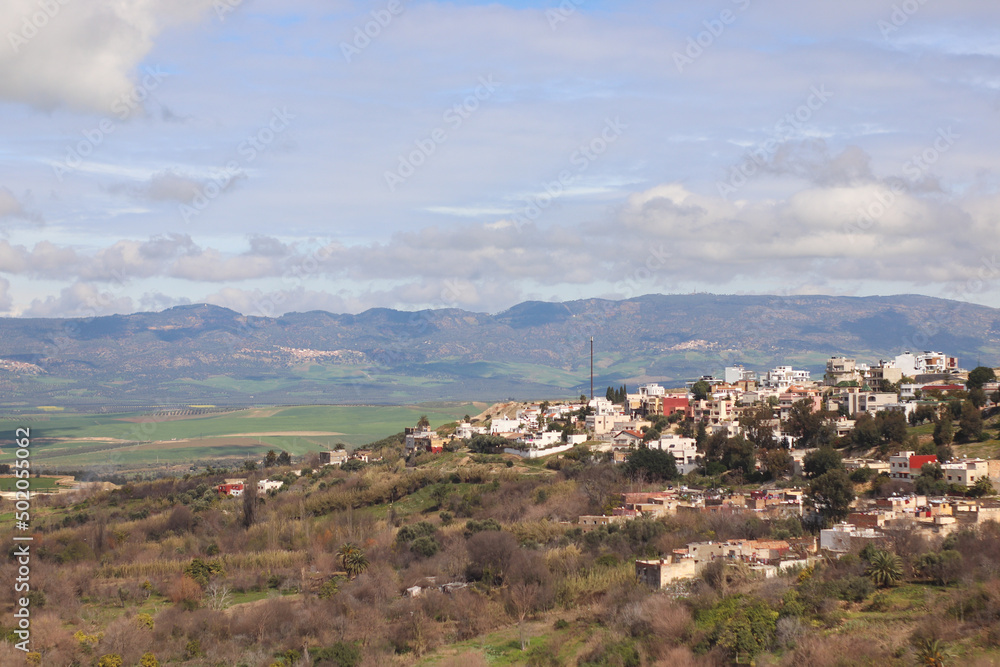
[[206, 581, 232, 610], [506, 581, 541, 651]]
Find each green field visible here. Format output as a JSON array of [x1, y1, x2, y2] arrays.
[[0, 476, 60, 491], [0, 403, 485, 470]]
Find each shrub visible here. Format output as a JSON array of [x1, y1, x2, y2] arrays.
[[411, 536, 440, 558], [311, 641, 361, 666], [464, 518, 502, 537]]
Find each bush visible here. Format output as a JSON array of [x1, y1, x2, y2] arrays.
[[397, 521, 436, 543], [464, 518, 502, 537], [311, 641, 361, 666], [830, 575, 874, 603], [411, 536, 441, 558]]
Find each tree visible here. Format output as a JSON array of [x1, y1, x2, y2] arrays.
[[967, 366, 996, 390], [506, 581, 542, 651], [624, 447, 679, 481], [784, 399, 826, 448], [721, 436, 756, 476], [808, 468, 855, 523], [932, 414, 953, 447], [957, 400, 983, 443], [851, 412, 882, 450], [969, 387, 988, 408], [740, 403, 776, 449], [337, 542, 360, 572], [241, 476, 258, 529], [803, 447, 842, 479], [969, 477, 995, 498], [264, 450, 278, 468], [701, 595, 778, 661], [760, 448, 792, 479], [417, 415, 431, 429], [865, 549, 903, 588], [276, 451, 292, 466], [691, 380, 712, 401], [876, 411, 908, 445], [341, 545, 369, 578], [468, 434, 508, 454]]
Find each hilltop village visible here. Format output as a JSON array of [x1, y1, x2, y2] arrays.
[[382, 351, 1000, 585], [10, 350, 1000, 665]]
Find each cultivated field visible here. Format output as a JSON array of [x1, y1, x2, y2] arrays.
[[0, 403, 487, 472]]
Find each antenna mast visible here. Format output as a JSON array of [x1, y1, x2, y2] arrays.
[[590, 337, 594, 401]]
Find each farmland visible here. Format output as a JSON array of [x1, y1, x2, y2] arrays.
[[0, 403, 486, 473]]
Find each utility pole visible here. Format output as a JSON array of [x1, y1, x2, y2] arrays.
[[590, 337, 594, 401]]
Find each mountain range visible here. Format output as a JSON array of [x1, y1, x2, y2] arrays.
[[0, 293, 997, 410]]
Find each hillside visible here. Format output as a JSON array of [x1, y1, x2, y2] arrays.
[[6, 438, 1000, 666], [0, 294, 997, 409]]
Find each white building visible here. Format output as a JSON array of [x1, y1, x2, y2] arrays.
[[638, 383, 666, 397], [258, 479, 284, 493], [517, 431, 562, 449], [895, 351, 960, 377], [820, 523, 881, 552], [760, 366, 811, 389], [941, 459, 989, 488], [490, 418, 522, 434], [455, 422, 488, 439], [724, 366, 757, 384], [589, 397, 620, 416], [650, 435, 699, 474]]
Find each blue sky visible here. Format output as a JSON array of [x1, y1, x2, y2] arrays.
[[0, 0, 998, 317]]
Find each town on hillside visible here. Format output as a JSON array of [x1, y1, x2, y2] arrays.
[[320, 350, 1000, 587]]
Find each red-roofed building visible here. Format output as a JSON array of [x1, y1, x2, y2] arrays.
[[889, 451, 939, 480], [216, 481, 245, 496], [613, 430, 645, 447]]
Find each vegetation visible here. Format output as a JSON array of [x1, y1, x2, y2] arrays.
[[8, 393, 1000, 665]]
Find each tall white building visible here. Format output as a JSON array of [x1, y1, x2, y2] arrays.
[[724, 366, 757, 384]]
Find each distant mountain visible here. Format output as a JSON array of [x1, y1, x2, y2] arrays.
[[0, 294, 997, 410]]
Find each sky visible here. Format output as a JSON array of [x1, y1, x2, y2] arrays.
[[0, 0, 998, 318]]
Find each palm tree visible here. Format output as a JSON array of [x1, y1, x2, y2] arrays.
[[867, 549, 903, 588], [915, 637, 948, 666], [417, 415, 430, 429], [343, 549, 369, 578], [336, 542, 358, 572]]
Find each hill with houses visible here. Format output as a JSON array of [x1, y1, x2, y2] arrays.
[[0, 293, 998, 409]]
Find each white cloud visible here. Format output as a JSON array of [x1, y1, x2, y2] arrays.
[[0, 0, 216, 112]]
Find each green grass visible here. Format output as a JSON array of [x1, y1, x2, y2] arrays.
[[0, 476, 60, 491], [0, 404, 485, 468]]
